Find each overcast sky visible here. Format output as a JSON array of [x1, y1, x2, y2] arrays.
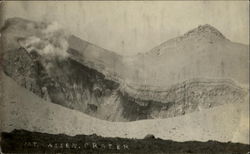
[[1, 1, 249, 55]]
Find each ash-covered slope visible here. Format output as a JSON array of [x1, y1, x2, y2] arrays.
[[68, 35, 126, 82], [1, 18, 248, 122], [133, 24, 249, 87]]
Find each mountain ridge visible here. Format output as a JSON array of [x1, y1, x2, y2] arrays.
[[183, 24, 226, 40], [1, 17, 248, 122]]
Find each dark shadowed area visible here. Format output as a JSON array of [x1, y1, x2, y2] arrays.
[[1, 129, 249, 154]]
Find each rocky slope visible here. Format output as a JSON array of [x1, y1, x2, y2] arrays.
[[0, 73, 249, 144], [1, 17, 249, 122]]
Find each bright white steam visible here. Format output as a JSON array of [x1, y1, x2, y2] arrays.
[[18, 21, 69, 59]]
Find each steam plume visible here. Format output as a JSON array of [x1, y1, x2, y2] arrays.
[[18, 21, 69, 59]]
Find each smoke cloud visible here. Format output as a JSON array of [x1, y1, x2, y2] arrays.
[[18, 21, 69, 59]]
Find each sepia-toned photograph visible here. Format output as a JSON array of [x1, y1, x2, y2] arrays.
[[0, 1, 249, 153]]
